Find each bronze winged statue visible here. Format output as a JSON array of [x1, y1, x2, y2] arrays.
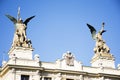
[[6, 7, 35, 48], [87, 23, 110, 54]]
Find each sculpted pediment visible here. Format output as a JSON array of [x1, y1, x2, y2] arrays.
[[56, 51, 83, 71]]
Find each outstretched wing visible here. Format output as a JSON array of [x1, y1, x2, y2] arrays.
[[100, 30, 106, 35], [24, 16, 35, 26], [87, 23, 96, 40], [6, 14, 17, 24]]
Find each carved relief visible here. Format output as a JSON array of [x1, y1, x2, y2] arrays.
[[63, 51, 74, 66]]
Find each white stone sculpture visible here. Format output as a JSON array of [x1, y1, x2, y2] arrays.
[[63, 51, 74, 66], [87, 22, 110, 54], [6, 7, 35, 48]]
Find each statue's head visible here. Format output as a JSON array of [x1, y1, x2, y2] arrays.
[[17, 18, 23, 23]]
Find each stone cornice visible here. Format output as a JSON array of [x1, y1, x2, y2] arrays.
[[0, 63, 120, 78], [8, 46, 34, 54], [43, 68, 120, 78], [91, 53, 115, 63]]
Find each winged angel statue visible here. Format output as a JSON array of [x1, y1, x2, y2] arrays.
[[6, 7, 35, 48], [87, 23, 110, 54]]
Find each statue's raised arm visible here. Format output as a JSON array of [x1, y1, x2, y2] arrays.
[[99, 22, 106, 35]]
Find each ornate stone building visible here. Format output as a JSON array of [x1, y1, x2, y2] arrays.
[[0, 8, 120, 80]]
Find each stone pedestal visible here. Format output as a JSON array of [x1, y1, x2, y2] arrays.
[[91, 53, 115, 68], [8, 47, 33, 60]]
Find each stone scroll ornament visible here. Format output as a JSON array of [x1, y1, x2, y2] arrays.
[[6, 7, 35, 48], [87, 22, 110, 54]]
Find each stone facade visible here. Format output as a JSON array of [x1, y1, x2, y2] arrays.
[[0, 49, 120, 80]]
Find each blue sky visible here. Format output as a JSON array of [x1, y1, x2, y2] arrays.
[[0, 0, 120, 67]]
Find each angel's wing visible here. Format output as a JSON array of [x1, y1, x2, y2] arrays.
[[6, 14, 17, 24], [24, 16, 35, 26], [87, 23, 96, 40]]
